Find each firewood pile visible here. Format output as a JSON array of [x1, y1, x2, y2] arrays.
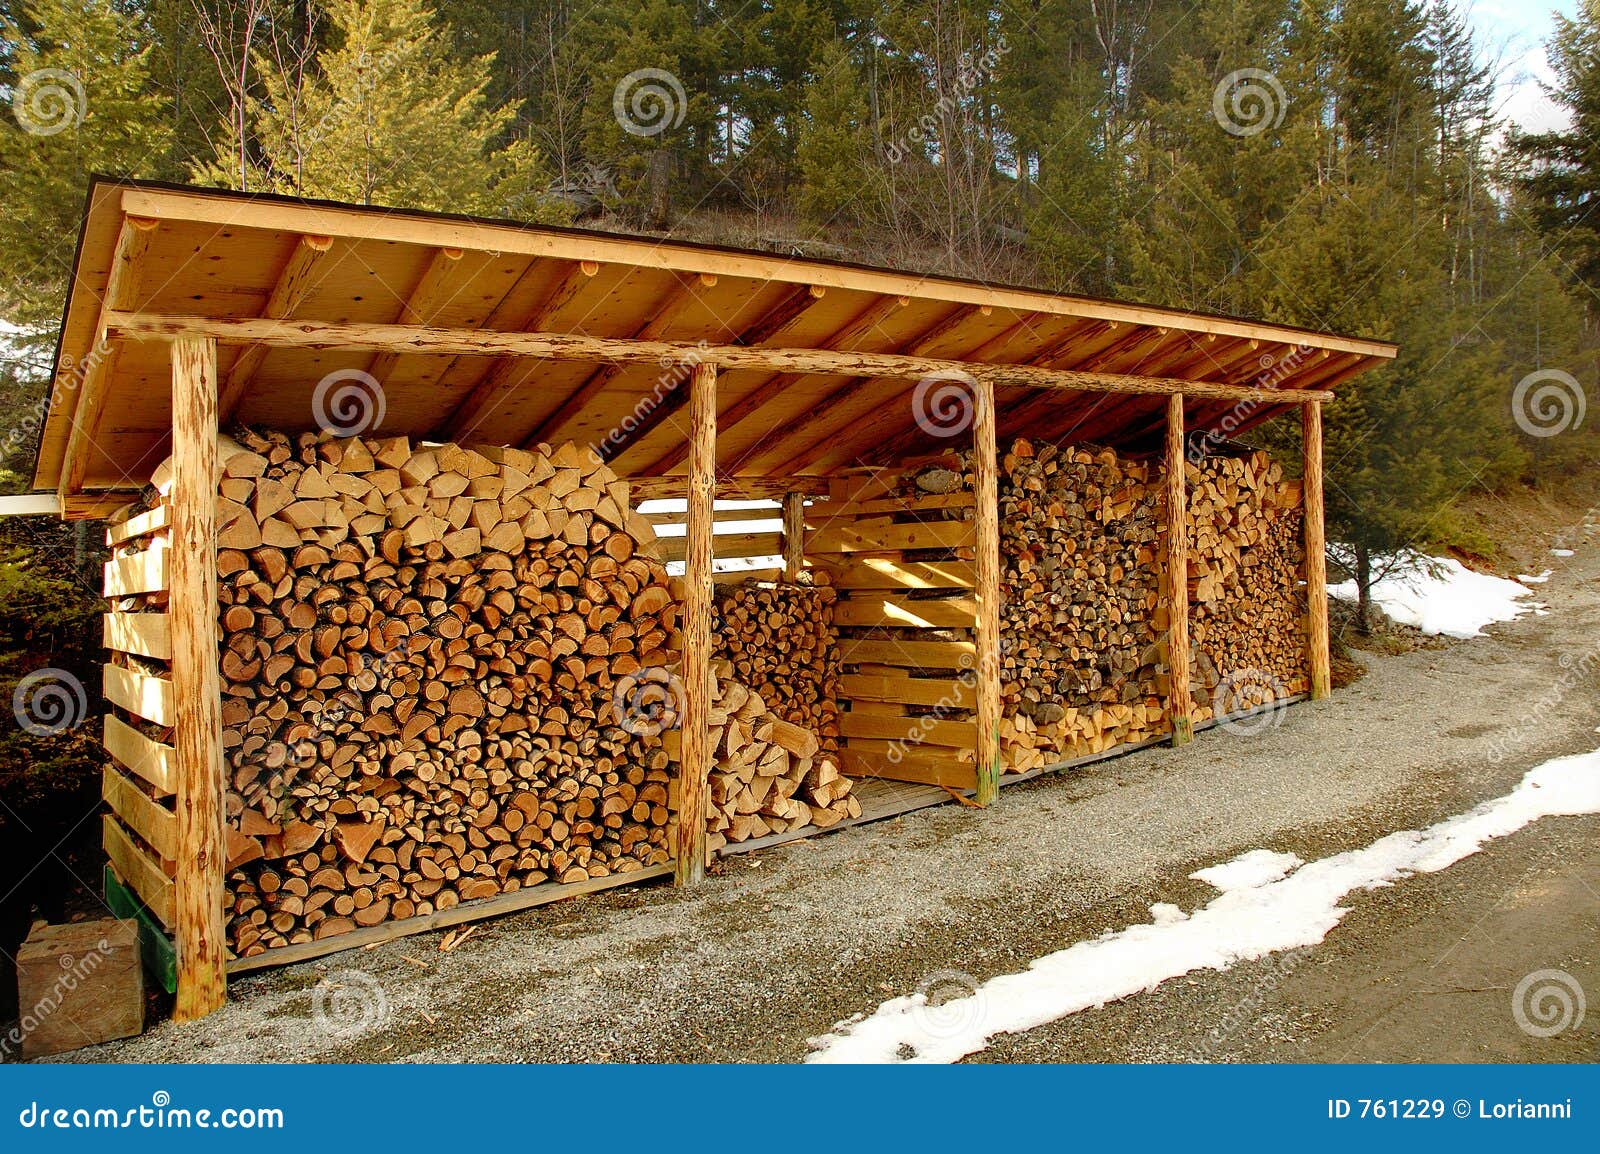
[[713, 582, 842, 754], [1185, 451, 1308, 716], [703, 662, 859, 851], [210, 430, 680, 956]]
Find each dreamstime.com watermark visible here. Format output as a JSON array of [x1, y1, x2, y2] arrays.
[[11, 68, 85, 136], [1512, 969, 1586, 1039], [2, 940, 114, 1058], [1481, 641, 1600, 764], [1511, 369, 1587, 438], [1197, 946, 1309, 1056], [16, 1092, 284, 1130], [312, 368, 387, 437], [12, 668, 88, 736], [910, 969, 986, 1046], [1211, 668, 1289, 737], [311, 968, 390, 1041], [1212, 68, 1287, 137], [910, 371, 977, 439], [612, 667, 684, 738], [1189, 343, 1314, 463], [3, 339, 112, 461], [591, 343, 710, 459], [613, 68, 687, 137], [884, 37, 1010, 164]]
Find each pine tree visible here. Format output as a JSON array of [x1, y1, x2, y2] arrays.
[[192, 0, 551, 218], [795, 40, 868, 226], [0, 0, 172, 333]]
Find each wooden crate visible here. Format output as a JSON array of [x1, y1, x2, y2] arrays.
[[15, 919, 144, 1058]]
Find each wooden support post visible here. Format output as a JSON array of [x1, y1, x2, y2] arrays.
[[1302, 400, 1331, 700], [782, 492, 804, 583], [1164, 393, 1194, 746], [167, 335, 227, 1019], [675, 361, 717, 885], [972, 378, 1002, 805]]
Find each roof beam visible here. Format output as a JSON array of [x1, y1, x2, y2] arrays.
[[216, 233, 335, 422], [360, 246, 468, 389], [101, 311, 1340, 406], [60, 214, 160, 497]]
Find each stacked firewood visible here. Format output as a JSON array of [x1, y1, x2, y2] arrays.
[[212, 431, 679, 955], [1185, 451, 1308, 715], [713, 582, 842, 754], [703, 663, 859, 851], [989, 440, 1168, 765]]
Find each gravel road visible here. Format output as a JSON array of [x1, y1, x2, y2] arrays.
[[62, 537, 1600, 1064]]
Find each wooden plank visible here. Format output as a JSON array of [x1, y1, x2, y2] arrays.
[[120, 186, 1399, 360], [826, 558, 974, 590], [675, 361, 716, 887], [103, 815, 174, 928], [719, 777, 955, 857], [626, 476, 830, 502], [1164, 394, 1194, 746], [103, 662, 174, 727], [839, 711, 977, 748], [834, 594, 977, 629], [1303, 401, 1331, 700], [103, 865, 177, 994], [807, 518, 972, 554], [837, 744, 977, 789], [106, 504, 168, 546], [167, 334, 227, 1021], [972, 376, 1002, 804], [839, 673, 975, 708], [228, 864, 672, 974], [782, 492, 804, 582], [102, 547, 167, 597], [642, 505, 780, 526], [106, 312, 1341, 406], [103, 612, 170, 660], [654, 531, 782, 564], [102, 765, 178, 862], [217, 233, 336, 420], [837, 638, 976, 667], [805, 492, 975, 518], [103, 714, 175, 796]]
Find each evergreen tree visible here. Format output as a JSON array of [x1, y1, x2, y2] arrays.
[[0, 0, 172, 333], [795, 40, 868, 225]]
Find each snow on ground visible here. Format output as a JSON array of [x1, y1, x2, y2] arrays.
[[1519, 570, 1554, 584], [1553, 548, 1576, 558], [806, 747, 1600, 1063], [1328, 551, 1536, 638]]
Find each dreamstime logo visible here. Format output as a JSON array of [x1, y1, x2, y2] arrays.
[[1211, 668, 1287, 737], [911, 371, 976, 439], [613, 68, 686, 137], [12, 668, 88, 736], [12, 68, 86, 136], [311, 368, 386, 436], [311, 969, 389, 1040], [1511, 969, 1585, 1038], [1511, 369, 1587, 438], [910, 969, 985, 1043], [612, 667, 684, 737], [1212, 68, 1287, 138]]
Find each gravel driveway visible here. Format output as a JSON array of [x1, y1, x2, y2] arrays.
[[62, 539, 1600, 1064]]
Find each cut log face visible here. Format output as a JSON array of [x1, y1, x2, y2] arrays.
[[203, 431, 679, 957], [712, 582, 841, 755]]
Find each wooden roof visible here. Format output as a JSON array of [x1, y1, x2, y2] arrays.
[[34, 179, 1396, 516]]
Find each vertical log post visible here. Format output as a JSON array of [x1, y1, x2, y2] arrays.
[[1163, 393, 1195, 746], [972, 377, 1002, 805], [782, 491, 804, 583], [675, 360, 717, 885], [1302, 400, 1331, 700], [168, 335, 227, 1019]]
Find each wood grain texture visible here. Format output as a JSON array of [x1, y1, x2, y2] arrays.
[[1302, 401, 1331, 700], [674, 361, 716, 885], [782, 492, 804, 582], [167, 335, 228, 1020], [1164, 394, 1195, 745], [972, 378, 1003, 803]]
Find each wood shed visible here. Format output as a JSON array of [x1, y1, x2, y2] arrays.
[[25, 178, 1396, 1021]]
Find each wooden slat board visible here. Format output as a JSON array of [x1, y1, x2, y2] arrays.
[[103, 612, 171, 660], [807, 518, 972, 554], [103, 815, 174, 928], [837, 638, 975, 668], [837, 744, 976, 789], [103, 663, 174, 726], [653, 530, 783, 564], [838, 673, 975, 708], [826, 558, 975, 590], [103, 714, 175, 796], [103, 548, 168, 596], [102, 766, 178, 862], [834, 594, 976, 629], [105, 504, 168, 546], [839, 711, 977, 748]]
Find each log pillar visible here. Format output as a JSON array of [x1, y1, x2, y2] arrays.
[[675, 361, 717, 885], [168, 335, 227, 1019], [1302, 400, 1331, 700], [782, 491, 804, 582], [972, 377, 1002, 805], [1163, 394, 1194, 746]]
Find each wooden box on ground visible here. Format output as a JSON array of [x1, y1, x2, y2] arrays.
[[15, 919, 144, 1058]]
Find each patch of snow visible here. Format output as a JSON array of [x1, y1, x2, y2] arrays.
[[1552, 548, 1575, 557], [1518, 570, 1553, 584], [1191, 849, 1303, 892], [1328, 551, 1534, 638], [805, 748, 1600, 1063], [1148, 903, 1187, 926]]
